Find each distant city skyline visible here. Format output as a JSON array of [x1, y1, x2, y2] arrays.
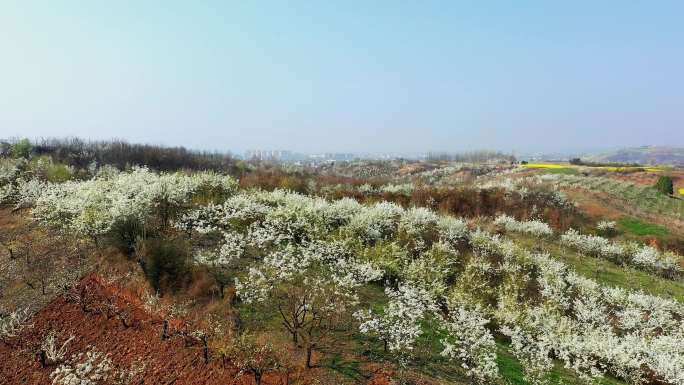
[[2, 1, 682, 153]]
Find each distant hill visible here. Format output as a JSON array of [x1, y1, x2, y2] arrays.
[[586, 146, 684, 166]]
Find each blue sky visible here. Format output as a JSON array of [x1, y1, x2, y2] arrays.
[[1, 1, 682, 154]]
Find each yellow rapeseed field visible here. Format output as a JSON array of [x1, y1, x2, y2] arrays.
[[521, 163, 567, 169]]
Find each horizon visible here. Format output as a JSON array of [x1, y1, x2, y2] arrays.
[[5, 136, 681, 161], [2, 1, 683, 153]]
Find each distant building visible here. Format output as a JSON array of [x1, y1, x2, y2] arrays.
[[244, 150, 301, 161], [308, 153, 357, 161]]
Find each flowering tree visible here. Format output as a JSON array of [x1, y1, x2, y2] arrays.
[[194, 231, 245, 298], [438, 301, 499, 384], [355, 284, 437, 359], [236, 243, 381, 368]]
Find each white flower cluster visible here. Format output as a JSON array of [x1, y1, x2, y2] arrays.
[[175, 194, 270, 233], [473, 229, 684, 384], [355, 284, 437, 356], [0, 307, 32, 340], [500, 317, 555, 385], [356, 183, 415, 195], [0, 158, 30, 206], [596, 220, 616, 233], [561, 229, 682, 278], [181, 190, 467, 256], [398, 207, 439, 254], [51, 348, 113, 385], [378, 183, 415, 196], [439, 302, 499, 383], [41, 331, 75, 365], [194, 231, 245, 267], [0, 158, 24, 185], [23, 167, 237, 238], [49, 346, 146, 385], [493, 214, 553, 237], [346, 201, 405, 244], [235, 241, 382, 305], [182, 188, 684, 384]]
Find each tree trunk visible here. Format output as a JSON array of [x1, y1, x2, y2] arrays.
[[202, 336, 209, 364], [254, 371, 262, 385], [38, 350, 47, 367], [305, 346, 313, 368]]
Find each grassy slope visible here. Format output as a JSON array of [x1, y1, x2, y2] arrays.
[[618, 217, 670, 237], [511, 234, 684, 302]]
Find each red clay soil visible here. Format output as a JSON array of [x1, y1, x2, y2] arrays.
[[0, 274, 284, 385], [366, 374, 392, 385]]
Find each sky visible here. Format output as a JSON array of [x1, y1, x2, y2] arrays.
[[1, 1, 683, 154]]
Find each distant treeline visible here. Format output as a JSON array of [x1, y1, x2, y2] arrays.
[[569, 158, 642, 168], [425, 150, 516, 163], [1, 137, 241, 173]]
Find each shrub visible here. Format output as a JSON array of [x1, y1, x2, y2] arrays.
[[0, 308, 32, 342], [10, 138, 32, 159], [654, 176, 674, 196], [40, 331, 74, 366], [109, 216, 146, 256], [596, 220, 617, 237], [136, 238, 191, 293]]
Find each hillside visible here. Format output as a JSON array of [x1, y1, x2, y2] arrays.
[[587, 146, 684, 165], [2, 154, 684, 385]]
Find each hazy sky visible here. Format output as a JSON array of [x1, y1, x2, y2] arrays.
[[1, 1, 683, 154]]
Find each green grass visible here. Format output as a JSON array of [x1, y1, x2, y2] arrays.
[[323, 354, 364, 382], [496, 342, 527, 385], [618, 217, 670, 237]]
